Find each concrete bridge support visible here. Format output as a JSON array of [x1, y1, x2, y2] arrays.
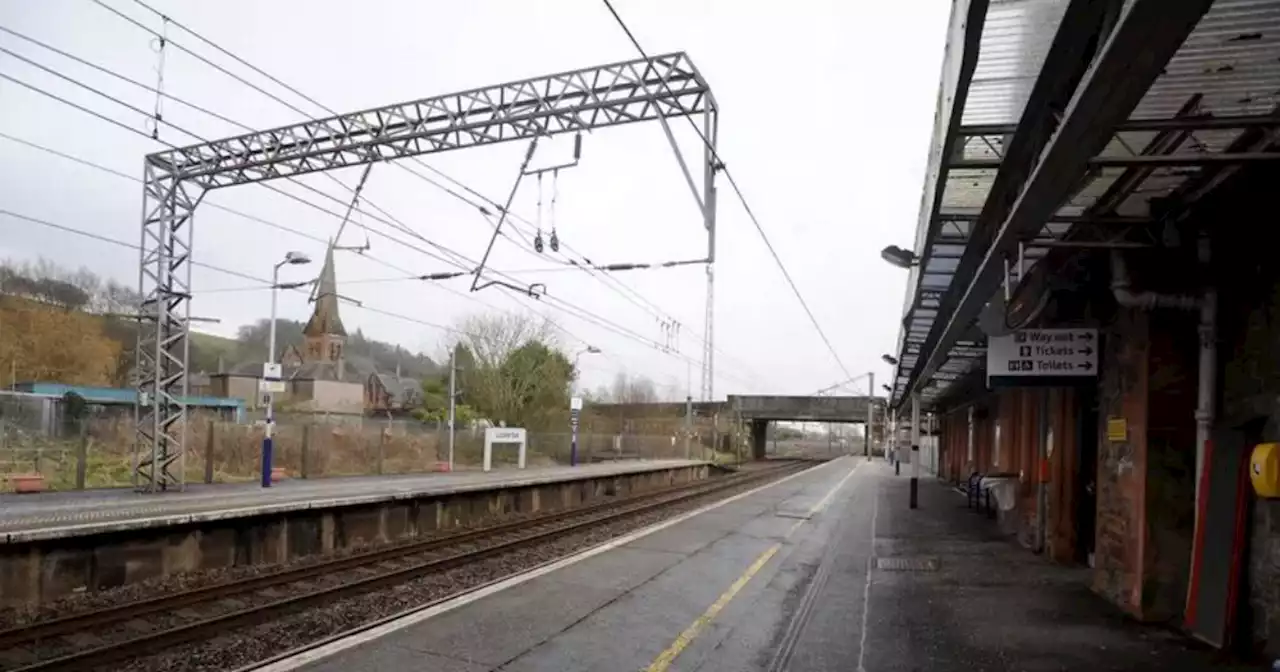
[[750, 420, 769, 460]]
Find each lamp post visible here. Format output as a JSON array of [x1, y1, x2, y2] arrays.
[[880, 355, 899, 465], [910, 393, 921, 509], [262, 251, 312, 488], [570, 345, 600, 466], [573, 345, 602, 375]]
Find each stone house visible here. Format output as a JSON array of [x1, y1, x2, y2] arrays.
[[366, 369, 423, 416]]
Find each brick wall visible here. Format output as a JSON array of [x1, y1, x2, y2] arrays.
[[1143, 310, 1198, 622], [1045, 388, 1080, 564], [1218, 226, 1280, 654], [1094, 307, 1149, 616]]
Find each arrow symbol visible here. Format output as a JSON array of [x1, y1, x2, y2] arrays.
[[1080, 361, 1093, 371], [1078, 332, 1095, 341], [1079, 346, 1093, 356]]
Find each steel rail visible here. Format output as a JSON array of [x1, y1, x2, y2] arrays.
[[4, 461, 815, 671]]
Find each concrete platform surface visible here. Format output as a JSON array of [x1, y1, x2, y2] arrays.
[[0, 460, 706, 542], [280, 459, 1253, 672]]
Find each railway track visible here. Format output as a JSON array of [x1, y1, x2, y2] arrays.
[[0, 460, 816, 672]]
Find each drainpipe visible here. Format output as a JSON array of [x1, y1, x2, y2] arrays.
[[1108, 243, 1214, 506], [1109, 240, 1216, 611]]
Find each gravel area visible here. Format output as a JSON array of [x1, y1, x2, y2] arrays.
[[0, 539, 383, 630], [120, 465, 806, 672]]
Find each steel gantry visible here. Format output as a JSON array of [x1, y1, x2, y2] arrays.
[[134, 52, 720, 491]]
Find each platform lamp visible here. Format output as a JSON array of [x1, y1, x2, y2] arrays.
[[262, 251, 312, 488], [880, 354, 899, 466], [879, 245, 918, 269], [882, 383, 895, 467], [570, 346, 601, 466]]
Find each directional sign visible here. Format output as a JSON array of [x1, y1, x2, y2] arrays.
[[987, 328, 1098, 380]]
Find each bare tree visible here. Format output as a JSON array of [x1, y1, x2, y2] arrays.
[[609, 372, 659, 404]]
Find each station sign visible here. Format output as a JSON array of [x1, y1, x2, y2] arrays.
[[486, 427, 527, 443], [260, 362, 286, 393], [987, 328, 1098, 386]]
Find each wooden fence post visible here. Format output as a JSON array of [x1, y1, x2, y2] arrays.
[[301, 424, 312, 479], [203, 419, 215, 484], [377, 426, 386, 476], [75, 420, 88, 490]]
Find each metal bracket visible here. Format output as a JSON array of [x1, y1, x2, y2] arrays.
[[474, 279, 546, 299]]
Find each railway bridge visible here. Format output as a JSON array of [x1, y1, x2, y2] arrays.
[[587, 394, 887, 459]]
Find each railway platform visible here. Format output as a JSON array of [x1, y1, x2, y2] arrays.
[[264, 459, 1252, 672], [0, 460, 710, 606], [0, 460, 707, 542]]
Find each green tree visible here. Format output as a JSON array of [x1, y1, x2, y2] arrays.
[[413, 375, 476, 425], [448, 313, 574, 431]]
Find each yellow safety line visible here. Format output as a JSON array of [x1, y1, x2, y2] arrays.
[[644, 460, 862, 672], [645, 543, 781, 672]]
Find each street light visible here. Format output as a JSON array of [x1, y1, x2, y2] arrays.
[[262, 251, 312, 488], [882, 354, 899, 366], [574, 345, 602, 368], [880, 245, 918, 269], [570, 345, 601, 467]]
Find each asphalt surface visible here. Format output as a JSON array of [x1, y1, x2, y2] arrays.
[[282, 459, 1253, 672]]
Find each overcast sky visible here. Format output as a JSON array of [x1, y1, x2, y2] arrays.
[[0, 0, 950, 400]]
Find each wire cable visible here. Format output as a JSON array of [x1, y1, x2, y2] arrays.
[[0, 207, 744, 385], [1, 20, 759, 388], [600, 0, 852, 381], [99, 1, 738, 375]]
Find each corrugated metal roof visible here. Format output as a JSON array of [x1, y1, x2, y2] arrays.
[[1132, 0, 1280, 120], [961, 0, 1073, 126], [890, 0, 1280, 409]]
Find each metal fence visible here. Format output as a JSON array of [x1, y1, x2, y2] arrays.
[[0, 403, 725, 492]]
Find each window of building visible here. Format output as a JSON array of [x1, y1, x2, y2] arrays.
[[329, 342, 341, 361]]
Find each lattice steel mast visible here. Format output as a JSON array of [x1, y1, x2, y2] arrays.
[[134, 52, 719, 491]]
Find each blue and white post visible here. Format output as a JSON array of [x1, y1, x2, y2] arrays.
[[570, 396, 583, 466], [261, 362, 282, 488]]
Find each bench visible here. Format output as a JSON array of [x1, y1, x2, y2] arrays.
[[960, 471, 1020, 519], [962, 472, 995, 518]]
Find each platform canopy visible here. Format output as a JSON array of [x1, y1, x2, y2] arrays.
[[888, 0, 1280, 410]]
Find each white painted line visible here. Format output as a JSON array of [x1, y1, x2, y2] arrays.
[[857, 473, 880, 672], [253, 458, 847, 672]]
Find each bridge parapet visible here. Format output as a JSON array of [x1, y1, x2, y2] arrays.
[[727, 395, 884, 422]]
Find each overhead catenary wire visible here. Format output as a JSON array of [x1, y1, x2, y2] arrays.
[[0, 21, 763, 390], [0, 206, 740, 382], [85, 3, 656, 311], [93, 0, 743, 378], [600, 0, 853, 382], [0, 43, 466, 272], [0, 130, 564, 345], [0, 128, 721, 382], [0, 123, 735, 383]]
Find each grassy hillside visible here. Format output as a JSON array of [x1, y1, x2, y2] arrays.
[[190, 330, 240, 361], [1, 259, 439, 384]]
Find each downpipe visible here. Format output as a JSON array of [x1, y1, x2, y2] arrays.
[[1109, 241, 1215, 615], [1108, 244, 1214, 508]]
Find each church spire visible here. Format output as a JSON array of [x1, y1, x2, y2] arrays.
[[303, 243, 345, 338]]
